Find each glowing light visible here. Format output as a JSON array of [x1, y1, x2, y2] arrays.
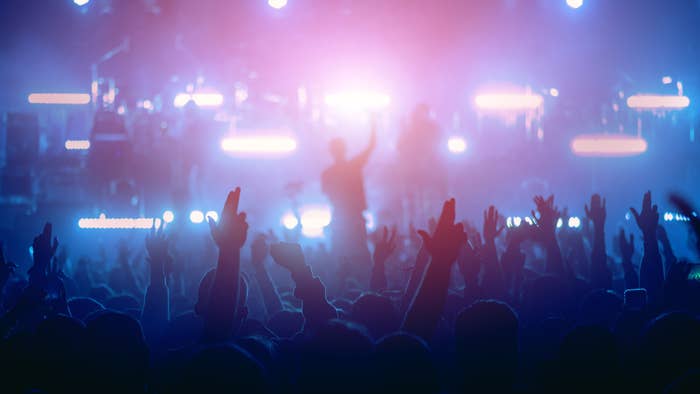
[[205, 211, 219, 222], [566, 0, 583, 9], [64, 140, 90, 150], [162, 210, 175, 223], [447, 137, 467, 154], [513, 217, 522, 227], [78, 215, 159, 229], [662, 76, 672, 85], [220, 136, 297, 154], [74, 0, 90, 6], [568, 217, 581, 228], [556, 218, 563, 228], [28, 93, 91, 105], [300, 205, 332, 238], [626, 95, 690, 110], [364, 211, 376, 231], [474, 93, 543, 111], [282, 212, 299, 230], [173, 93, 224, 108], [268, 0, 288, 9], [138, 100, 154, 110], [189, 210, 204, 224], [324, 91, 391, 111], [571, 134, 648, 157], [549, 88, 559, 97]]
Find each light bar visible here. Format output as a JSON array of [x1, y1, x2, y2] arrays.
[[324, 91, 391, 111], [474, 93, 543, 111], [28, 93, 91, 105], [220, 136, 297, 154], [173, 93, 224, 108], [571, 134, 648, 157], [78, 215, 160, 229], [64, 139, 91, 150], [447, 137, 467, 154], [626, 95, 690, 110]]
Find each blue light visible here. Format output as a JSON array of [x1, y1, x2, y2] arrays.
[[566, 0, 583, 9]]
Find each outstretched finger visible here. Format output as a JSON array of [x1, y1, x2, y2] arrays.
[[629, 207, 640, 223], [389, 226, 398, 246], [416, 230, 431, 247]]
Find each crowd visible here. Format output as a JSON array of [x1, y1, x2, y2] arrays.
[[1, 187, 700, 393]]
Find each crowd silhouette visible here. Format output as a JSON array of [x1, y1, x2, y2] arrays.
[[2, 181, 700, 393]]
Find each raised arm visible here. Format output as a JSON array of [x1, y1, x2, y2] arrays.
[[618, 229, 639, 289], [480, 206, 506, 298], [630, 191, 663, 305], [370, 226, 398, 292], [202, 188, 248, 342], [656, 226, 677, 275], [532, 195, 565, 275], [585, 194, 612, 289], [402, 199, 467, 341], [250, 234, 283, 317], [141, 223, 171, 345], [351, 122, 377, 168], [270, 242, 336, 335]]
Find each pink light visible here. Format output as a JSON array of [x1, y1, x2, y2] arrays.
[[474, 93, 543, 110], [570, 134, 648, 157], [626, 95, 690, 110], [28, 93, 91, 105], [78, 214, 160, 229], [220, 136, 297, 154], [64, 140, 90, 150], [324, 91, 391, 111], [447, 137, 467, 154], [268, 0, 288, 9], [300, 205, 332, 238], [173, 93, 224, 108]]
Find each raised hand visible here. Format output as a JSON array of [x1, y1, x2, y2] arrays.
[[483, 205, 505, 242], [585, 194, 606, 228], [630, 191, 659, 237], [417, 199, 467, 266], [208, 187, 248, 251], [146, 222, 171, 263], [31, 223, 59, 277], [251, 233, 269, 267], [458, 239, 481, 284], [373, 226, 398, 265], [270, 242, 307, 272], [531, 195, 561, 240], [619, 228, 635, 264]]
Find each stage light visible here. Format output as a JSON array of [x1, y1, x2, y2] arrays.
[[557, 218, 563, 228], [28, 93, 91, 105], [626, 94, 690, 110], [364, 211, 376, 231], [205, 211, 219, 222], [506, 217, 513, 228], [549, 88, 559, 97], [74, 0, 90, 6], [173, 93, 224, 108], [301, 227, 324, 238], [268, 0, 288, 9], [571, 134, 648, 157], [662, 76, 672, 85], [324, 91, 391, 111], [300, 205, 332, 238], [513, 217, 522, 227], [281, 212, 299, 230], [566, 0, 583, 9], [64, 139, 90, 150], [474, 93, 543, 111], [447, 137, 467, 154], [568, 216, 581, 228], [162, 210, 175, 223], [220, 136, 297, 154], [78, 214, 158, 229], [189, 210, 204, 224]]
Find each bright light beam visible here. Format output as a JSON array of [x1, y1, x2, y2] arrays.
[[299, 205, 332, 238], [173, 93, 224, 108], [74, 0, 90, 6], [626, 95, 690, 110], [78, 214, 159, 229], [189, 210, 204, 224], [220, 136, 297, 154], [64, 140, 90, 150], [474, 93, 543, 111], [324, 91, 391, 111], [571, 134, 648, 157], [447, 137, 467, 154], [28, 93, 91, 105], [566, 0, 583, 9], [268, 0, 288, 9]]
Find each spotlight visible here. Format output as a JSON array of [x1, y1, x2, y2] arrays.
[[74, 0, 90, 6], [205, 211, 219, 222], [568, 217, 581, 228], [566, 0, 583, 9], [447, 137, 467, 154], [163, 210, 175, 223], [281, 212, 299, 230], [268, 0, 288, 10], [189, 210, 204, 224]]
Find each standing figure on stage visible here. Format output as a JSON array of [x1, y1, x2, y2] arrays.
[[322, 121, 377, 269]]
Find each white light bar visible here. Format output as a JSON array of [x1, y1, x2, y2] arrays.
[[64, 139, 91, 150], [220, 136, 297, 154], [173, 93, 224, 108], [78, 215, 160, 229], [474, 93, 543, 110], [626, 94, 690, 110], [571, 134, 648, 157], [28, 93, 91, 105]]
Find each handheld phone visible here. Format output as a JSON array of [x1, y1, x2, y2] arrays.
[[623, 288, 647, 311]]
